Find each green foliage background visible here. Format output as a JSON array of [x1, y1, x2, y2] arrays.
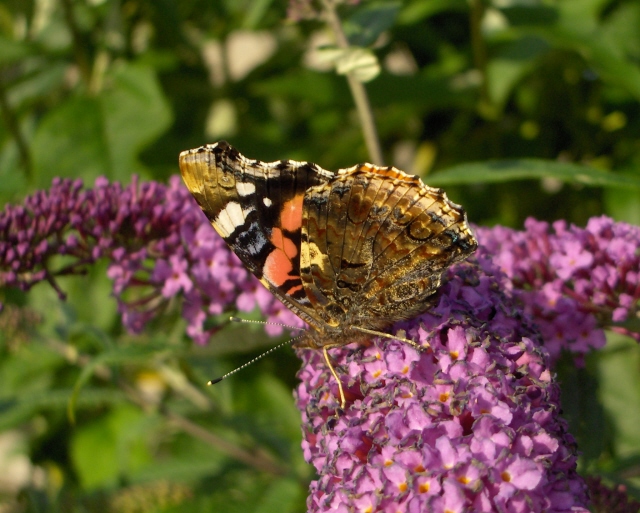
[[1, 0, 640, 511]]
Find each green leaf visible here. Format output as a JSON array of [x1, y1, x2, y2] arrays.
[[513, 0, 640, 102], [242, 0, 275, 29], [240, 372, 302, 445], [553, 32, 640, 102], [499, 5, 559, 26], [367, 71, 475, 110], [254, 478, 305, 513], [603, 188, 640, 225], [100, 62, 173, 181], [68, 342, 179, 423], [251, 70, 338, 104], [183, 470, 301, 513], [556, 352, 606, 467], [600, 2, 640, 59], [31, 62, 172, 187], [31, 95, 109, 188], [486, 36, 549, 109], [71, 404, 154, 490], [7, 61, 67, 108], [596, 333, 640, 459], [397, 0, 467, 25], [0, 36, 34, 64], [0, 389, 127, 432], [131, 436, 227, 483], [346, 1, 402, 47], [427, 159, 640, 189]]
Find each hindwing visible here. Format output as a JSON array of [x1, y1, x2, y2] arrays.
[[299, 163, 477, 329]]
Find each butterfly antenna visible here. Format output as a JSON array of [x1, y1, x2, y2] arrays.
[[229, 316, 303, 332], [352, 326, 429, 352], [208, 332, 304, 386]]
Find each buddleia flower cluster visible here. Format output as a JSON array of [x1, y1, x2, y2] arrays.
[[296, 258, 590, 512], [295, 218, 639, 512], [475, 217, 640, 363], [0, 176, 302, 345]]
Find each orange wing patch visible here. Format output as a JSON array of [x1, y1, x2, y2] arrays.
[[281, 194, 304, 233], [263, 194, 305, 292], [263, 227, 303, 296]]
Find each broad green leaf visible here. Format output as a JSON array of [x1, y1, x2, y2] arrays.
[[0, 36, 33, 64], [31, 95, 109, 188], [486, 36, 549, 109], [251, 69, 339, 105], [243, 0, 275, 30], [428, 159, 640, 189], [191, 317, 279, 358], [0, 389, 127, 432], [71, 404, 154, 489], [596, 333, 640, 459], [254, 478, 305, 513], [346, 1, 402, 47], [7, 62, 67, 109], [100, 62, 172, 181], [556, 352, 606, 468], [0, 333, 65, 393], [68, 342, 179, 422], [31, 62, 171, 187], [57, 260, 119, 335], [397, 0, 466, 25], [132, 437, 227, 483], [551, 31, 640, 102], [498, 5, 559, 26], [603, 188, 640, 225], [185, 470, 306, 513], [238, 372, 302, 445], [600, 2, 640, 59], [367, 71, 475, 110], [510, 1, 640, 102], [486, 58, 533, 111]]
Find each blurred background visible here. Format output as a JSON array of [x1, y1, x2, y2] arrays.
[[0, 0, 639, 511]]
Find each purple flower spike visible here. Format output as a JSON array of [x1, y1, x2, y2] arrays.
[[0, 176, 288, 342], [296, 261, 590, 513], [475, 216, 640, 361]]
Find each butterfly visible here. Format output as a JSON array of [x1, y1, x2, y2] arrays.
[[179, 141, 477, 408]]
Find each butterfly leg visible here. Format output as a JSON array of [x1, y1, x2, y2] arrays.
[[322, 346, 346, 410], [352, 326, 429, 353]]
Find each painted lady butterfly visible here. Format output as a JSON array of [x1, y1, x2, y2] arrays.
[[179, 141, 477, 408]]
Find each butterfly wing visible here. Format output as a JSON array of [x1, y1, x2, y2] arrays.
[[300, 163, 477, 331], [179, 141, 334, 328]]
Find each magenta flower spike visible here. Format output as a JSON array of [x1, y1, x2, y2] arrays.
[[475, 217, 640, 362], [296, 258, 590, 512]]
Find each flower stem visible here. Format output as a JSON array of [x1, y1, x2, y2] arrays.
[[59, 0, 92, 85], [0, 77, 32, 180], [321, 0, 384, 165], [469, 0, 491, 112]]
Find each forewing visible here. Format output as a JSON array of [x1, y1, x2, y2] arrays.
[[179, 141, 332, 327]]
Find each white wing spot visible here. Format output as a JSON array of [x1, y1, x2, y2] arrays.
[[263, 197, 273, 207], [214, 201, 245, 238], [236, 181, 256, 196]]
